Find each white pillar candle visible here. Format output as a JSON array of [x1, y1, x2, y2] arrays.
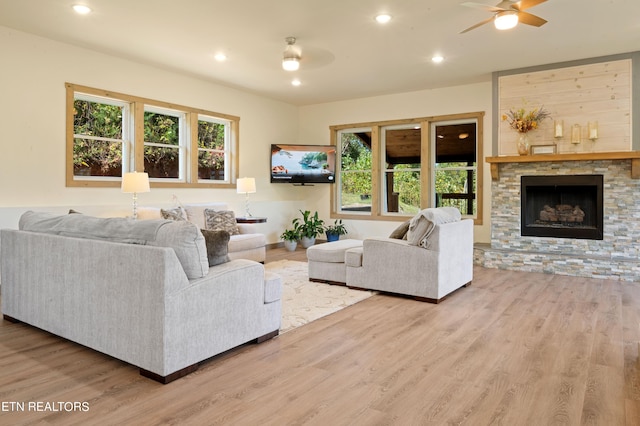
[[554, 120, 563, 138], [588, 121, 598, 140]]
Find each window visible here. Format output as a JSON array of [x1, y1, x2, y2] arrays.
[[331, 112, 483, 224], [337, 128, 372, 213], [197, 115, 230, 182], [381, 124, 422, 215], [72, 94, 129, 178], [432, 120, 478, 216], [66, 83, 239, 188], [144, 107, 184, 180]]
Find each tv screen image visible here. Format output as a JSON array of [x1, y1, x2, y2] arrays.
[[271, 144, 336, 184]]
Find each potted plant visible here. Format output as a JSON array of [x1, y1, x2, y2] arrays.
[[324, 219, 347, 242], [280, 227, 301, 252], [292, 210, 324, 248]]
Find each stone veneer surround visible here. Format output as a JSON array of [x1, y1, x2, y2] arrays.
[[474, 159, 640, 281]]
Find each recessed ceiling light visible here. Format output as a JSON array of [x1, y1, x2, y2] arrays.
[[291, 79, 301, 87], [214, 53, 227, 62], [375, 14, 392, 24], [72, 4, 92, 14], [432, 55, 444, 63]]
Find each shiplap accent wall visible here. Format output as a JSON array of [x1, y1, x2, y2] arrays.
[[497, 58, 632, 156]]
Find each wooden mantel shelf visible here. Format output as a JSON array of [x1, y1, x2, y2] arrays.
[[486, 151, 640, 180]]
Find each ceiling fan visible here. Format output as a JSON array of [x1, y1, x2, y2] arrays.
[[460, 0, 548, 34]]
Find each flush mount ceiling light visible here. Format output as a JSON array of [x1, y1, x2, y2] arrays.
[[494, 10, 518, 30], [375, 14, 392, 24], [282, 37, 301, 71], [72, 4, 92, 14]]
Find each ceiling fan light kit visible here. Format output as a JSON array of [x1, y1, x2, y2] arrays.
[[494, 10, 518, 30], [282, 36, 300, 71], [460, 0, 548, 33]]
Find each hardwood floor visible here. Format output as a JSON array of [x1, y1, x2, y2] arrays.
[[1, 247, 640, 425]]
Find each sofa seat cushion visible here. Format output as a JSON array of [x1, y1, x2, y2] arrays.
[[229, 233, 266, 252], [264, 271, 283, 303], [306, 239, 363, 263], [345, 247, 363, 268], [19, 211, 209, 280]]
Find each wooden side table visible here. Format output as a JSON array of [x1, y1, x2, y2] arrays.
[[236, 217, 267, 224]]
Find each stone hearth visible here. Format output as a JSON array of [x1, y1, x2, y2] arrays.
[[475, 154, 640, 281]]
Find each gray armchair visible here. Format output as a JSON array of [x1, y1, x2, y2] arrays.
[[345, 218, 473, 303]]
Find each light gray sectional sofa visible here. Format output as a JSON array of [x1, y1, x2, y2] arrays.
[[0, 211, 282, 383]]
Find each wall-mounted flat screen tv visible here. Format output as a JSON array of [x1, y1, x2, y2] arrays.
[[271, 144, 336, 184]]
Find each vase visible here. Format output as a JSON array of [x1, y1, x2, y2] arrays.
[[300, 236, 316, 248], [283, 240, 298, 252], [326, 232, 340, 242], [517, 133, 530, 155]]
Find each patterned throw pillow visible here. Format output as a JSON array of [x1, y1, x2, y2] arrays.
[[204, 209, 239, 235], [161, 207, 187, 221]]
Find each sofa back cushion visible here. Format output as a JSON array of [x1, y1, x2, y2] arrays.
[[19, 211, 209, 279], [183, 203, 228, 229]]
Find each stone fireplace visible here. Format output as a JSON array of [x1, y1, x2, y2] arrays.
[[476, 154, 640, 281], [520, 175, 603, 240]]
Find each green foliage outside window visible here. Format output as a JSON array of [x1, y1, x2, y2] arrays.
[[73, 100, 123, 176], [197, 120, 226, 180], [340, 134, 372, 198], [143, 112, 180, 178]]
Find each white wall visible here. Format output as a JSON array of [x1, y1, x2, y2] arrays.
[[0, 26, 307, 243], [298, 83, 494, 243], [0, 25, 494, 245]]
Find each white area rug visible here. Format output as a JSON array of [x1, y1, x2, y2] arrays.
[[265, 259, 375, 333]]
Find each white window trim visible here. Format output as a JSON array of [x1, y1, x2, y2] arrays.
[[144, 105, 187, 183]]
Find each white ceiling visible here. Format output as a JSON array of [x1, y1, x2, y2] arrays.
[[1, 0, 639, 106]]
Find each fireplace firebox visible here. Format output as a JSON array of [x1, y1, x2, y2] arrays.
[[521, 175, 603, 240]]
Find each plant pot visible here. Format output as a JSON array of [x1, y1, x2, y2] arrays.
[[300, 236, 316, 248], [283, 240, 298, 251], [326, 232, 340, 242]]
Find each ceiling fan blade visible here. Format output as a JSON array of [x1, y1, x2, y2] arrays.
[[518, 11, 547, 27], [459, 16, 495, 34], [512, 0, 548, 12], [461, 2, 505, 13]]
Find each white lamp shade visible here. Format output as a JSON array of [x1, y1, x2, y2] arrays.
[[282, 57, 300, 71], [237, 177, 256, 194], [494, 11, 518, 30], [121, 172, 150, 193]]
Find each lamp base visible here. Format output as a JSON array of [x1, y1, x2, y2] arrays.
[[244, 193, 252, 217]]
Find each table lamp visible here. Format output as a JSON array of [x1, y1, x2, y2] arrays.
[[122, 171, 150, 219], [237, 177, 256, 217]]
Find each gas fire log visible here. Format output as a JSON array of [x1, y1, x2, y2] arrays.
[[539, 204, 585, 223]]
